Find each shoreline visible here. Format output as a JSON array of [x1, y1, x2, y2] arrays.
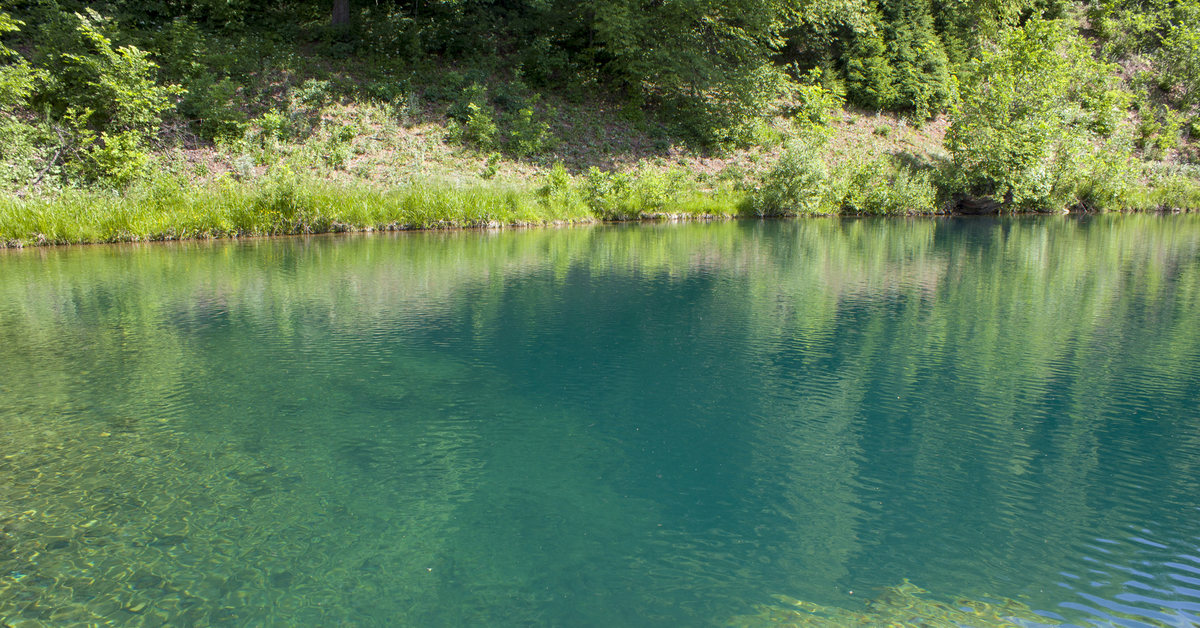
[[2, 180, 1192, 250]]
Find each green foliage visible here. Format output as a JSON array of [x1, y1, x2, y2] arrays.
[[1143, 168, 1200, 210], [505, 106, 554, 158], [580, 0, 797, 146], [293, 79, 336, 112], [844, 26, 898, 111], [582, 166, 690, 219], [444, 82, 555, 157], [0, 13, 42, 112], [256, 110, 291, 144], [789, 68, 844, 129], [1158, 2, 1200, 109], [479, 152, 501, 179], [462, 103, 499, 151], [537, 162, 586, 217], [1136, 102, 1183, 154], [43, 10, 181, 134], [86, 130, 150, 187], [445, 81, 485, 119], [833, 156, 940, 214], [322, 122, 358, 169], [882, 0, 952, 120], [932, 0, 1045, 65], [665, 63, 792, 147], [188, 76, 248, 142], [445, 83, 496, 150], [1070, 139, 1143, 211], [946, 19, 1132, 211], [844, 0, 953, 117], [6, 8, 184, 187], [749, 141, 832, 216]]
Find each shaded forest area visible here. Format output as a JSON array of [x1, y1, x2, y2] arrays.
[[0, 0, 1198, 217]]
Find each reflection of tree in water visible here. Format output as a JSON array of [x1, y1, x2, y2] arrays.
[[0, 215, 1199, 624]]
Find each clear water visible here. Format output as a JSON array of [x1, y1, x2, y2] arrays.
[[1, 216, 1199, 627]]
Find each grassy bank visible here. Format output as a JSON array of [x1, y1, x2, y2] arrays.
[[2, 2, 1200, 246], [4, 152, 1200, 247], [0, 172, 741, 247]]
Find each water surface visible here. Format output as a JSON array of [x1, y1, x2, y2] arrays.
[[2, 216, 1199, 626]]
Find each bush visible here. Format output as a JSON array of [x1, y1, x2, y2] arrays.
[[87, 130, 150, 187], [843, 0, 953, 119], [835, 156, 939, 214], [43, 10, 181, 134], [463, 103, 499, 151], [665, 63, 791, 147], [946, 18, 1132, 211], [322, 122, 358, 169], [0, 13, 41, 111], [447, 82, 490, 122], [537, 161, 585, 216], [789, 68, 843, 129], [749, 141, 832, 216], [845, 26, 897, 111], [186, 76, 248, 142], [1071, 140, 1142, 211], [293, 79, 335, 112], [1158, 2, 1200, 108], [581, 166, 687, 219], [505, 106, 554, 158]]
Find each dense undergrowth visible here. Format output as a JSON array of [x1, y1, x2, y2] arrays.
[[1, 0, 1200, 245]]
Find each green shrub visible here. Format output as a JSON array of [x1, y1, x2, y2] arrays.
[[463, 103, 498, 150], [505, 106, 554, 157], [187, 76, 248, 142], [845, 26, 898, 111], [0, 13, 41, 111], [447, 82, 490, 122], [46, 10, 181, 134], [835, 156, 939, 214], [946, 18, 1131, 211], [1070, 141, 1142, 211], [749, 142, 832, 216], [666, 64, 791, 147], [256, 110, 290, 144], [843, 0, 953, 119], [21, 9, 182, 188], [85, 130, 150, 187], [537, 162, 586, 217], [582, 168, 636, 219], [789, 68, 843, 129], [580, 166, 688, 219], [1159, 3, 1200, 108], [479, 152, 501, 179], [323, 122, 358, 169], [293, 79, 335, 111]]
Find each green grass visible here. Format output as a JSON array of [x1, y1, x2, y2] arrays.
[[3, 155, 1198, 248], [0, 172, 747, 247]]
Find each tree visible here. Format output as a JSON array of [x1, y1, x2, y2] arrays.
[[332, 0, 350, 26], [946, 18, 1130, 210]]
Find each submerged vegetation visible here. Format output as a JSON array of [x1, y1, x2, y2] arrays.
[[3, 216, 1199, 622], [730, 579, 1197, 627], [1, 0, 1200, 244], [728, 581, 1060, 627]]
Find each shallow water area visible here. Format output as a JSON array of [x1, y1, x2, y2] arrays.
[[2, 216, 1200, 626]]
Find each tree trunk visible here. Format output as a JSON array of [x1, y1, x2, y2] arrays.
[[332, 0, 350, 26]]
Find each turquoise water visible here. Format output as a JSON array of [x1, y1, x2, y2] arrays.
[[2, 216, 1199, 626]]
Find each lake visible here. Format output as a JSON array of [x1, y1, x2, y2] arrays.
[[2, 216, 1199, 626]]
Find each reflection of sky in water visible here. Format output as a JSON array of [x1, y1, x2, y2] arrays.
[[1049, 528, 1200, 626], [0, 217, 1199, 626]]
